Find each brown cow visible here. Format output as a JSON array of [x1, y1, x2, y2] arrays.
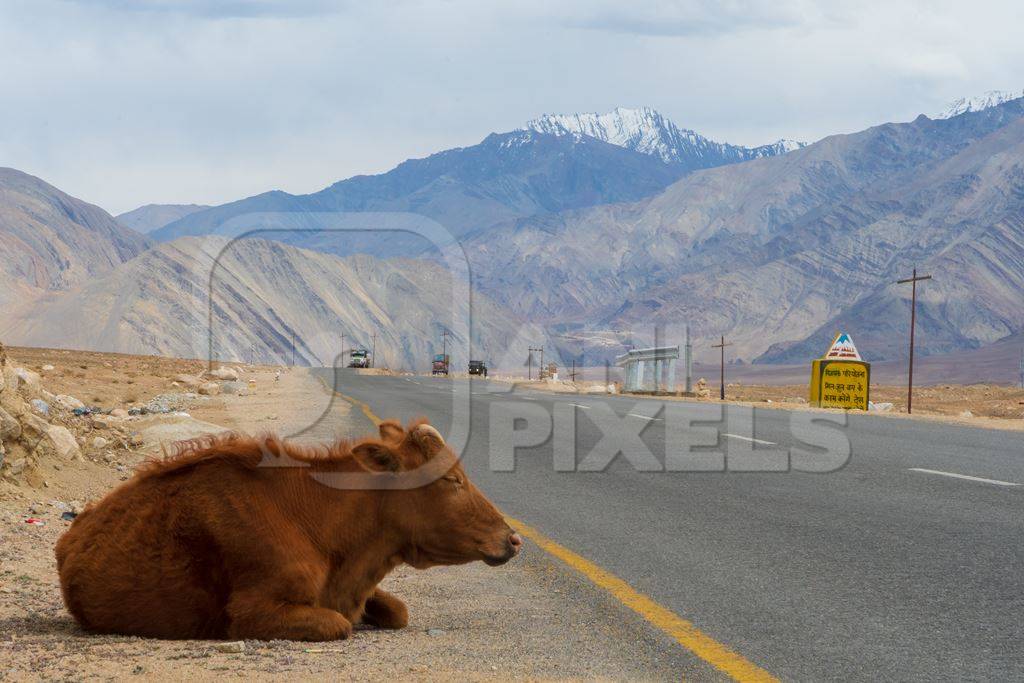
[[55, 418, 521, 641]]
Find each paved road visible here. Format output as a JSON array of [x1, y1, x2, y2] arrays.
[[311, 370, 1024, 681]]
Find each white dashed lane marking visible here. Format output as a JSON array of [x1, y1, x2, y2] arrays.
[[723, 433, 777, 446], [908, 468, 1019, 487]]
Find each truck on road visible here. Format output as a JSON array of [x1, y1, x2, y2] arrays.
[[468, 360, 488, 377], [431, 353, 450, 376], [348, 348, 370, 368]]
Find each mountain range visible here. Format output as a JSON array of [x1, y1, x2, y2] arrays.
[[460, 97, 1024, 362], [0, 168, 150, 306], [0, 236, 546, 370], [116, 203, 210, 234], [148, 108, 798, 258], [461, 97, 1024, 363], [3, 98, 1023, 371]]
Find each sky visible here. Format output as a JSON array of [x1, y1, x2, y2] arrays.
[[0, 0, 1021, 214]]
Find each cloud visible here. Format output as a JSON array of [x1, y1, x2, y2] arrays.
[[0, 0, 1021, 214], [59, 0, 344, 19], [556, 0, 814, 37]]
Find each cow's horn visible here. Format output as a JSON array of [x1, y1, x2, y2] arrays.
[[414, 424, 444, 445]]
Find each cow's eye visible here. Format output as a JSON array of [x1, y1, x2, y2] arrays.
[[443, 475, 463, 487]]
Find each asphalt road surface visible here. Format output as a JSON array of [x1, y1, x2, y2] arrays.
[[310, 370, 1024, 682]]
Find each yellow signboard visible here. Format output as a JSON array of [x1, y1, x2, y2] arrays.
[[809, 333, 870, 409]]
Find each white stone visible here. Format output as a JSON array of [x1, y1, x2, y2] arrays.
[[14, 368, 40, 387], [213, 641, 245, 654], [55, 394, 86, 411], [45, 425, 82, 461], [208, 366, 239, 381]]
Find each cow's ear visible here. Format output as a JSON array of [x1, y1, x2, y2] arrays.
[[409, 423, 445, 459], [352, 442, 401, 472], [378, 420, 405, 442]]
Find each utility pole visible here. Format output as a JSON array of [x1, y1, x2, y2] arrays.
[[569, 359, 579, 382], [371, 331, 377, 369], [441, 329, 452, 364], [528, 346, 543, 381], [684, 324, 693, 394], [341, 333, 346, 367], [711, 335, 732, 401], [896, 268, 932, 414]]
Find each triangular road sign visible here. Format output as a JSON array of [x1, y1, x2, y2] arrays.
[[824, 332, 862, 360]]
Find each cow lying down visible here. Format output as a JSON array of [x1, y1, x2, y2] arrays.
[[55, 418, 521, 641]]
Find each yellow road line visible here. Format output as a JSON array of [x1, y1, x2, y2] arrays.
[[321, 374, 776, 681], [316, 374, 381, 426], [507, 517, 778, 682]]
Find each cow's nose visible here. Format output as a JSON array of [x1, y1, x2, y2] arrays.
[[508, 533, 523, 552]]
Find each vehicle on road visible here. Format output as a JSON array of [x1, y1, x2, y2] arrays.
[[468, 360, 488, 377], [432, 353, 450, 375], [348, 348, 370, 368]]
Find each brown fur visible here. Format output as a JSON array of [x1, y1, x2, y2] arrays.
[[55, 419, 519, 641]]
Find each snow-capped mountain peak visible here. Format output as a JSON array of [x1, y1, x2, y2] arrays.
[[526, 107, 690, 164], [936, 90, 1024, 119], [522, 107, 803, 168]]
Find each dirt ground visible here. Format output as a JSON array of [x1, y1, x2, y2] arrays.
[[0, 347, 686, 681], [503, 375, 1024, 432], [722, 382, 1024, 421]]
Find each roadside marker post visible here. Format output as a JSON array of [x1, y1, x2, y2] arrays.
[[896, 268, 932, 414], [809, 333, 870, 409]]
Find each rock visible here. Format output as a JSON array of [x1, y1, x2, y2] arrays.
[[41, 364, 55, 372], [6, 458, 27, 475], [198, 382, 221, 396], [213, 641, 245, 654], [15, 367, 40, 388], [90, 414, 121, 429], [43, 425, 82, 461], [91, 436, 109, 449], [220, 381, 248, 396], [959, 410, 973, 418], [207, 366, 239, 381], [0, 407, 20, 440], [128, 432, 144, 448], [426, 628, 445, 636], [30, 398, 50, 416], [174, 374, 202, 387], [20, 411, 50, 436], [110, 408, 129, 418], [55, 394, 86, 411]]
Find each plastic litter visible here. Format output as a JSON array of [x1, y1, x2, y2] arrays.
[[61, 511, 78, 521], [24, 518, 45, 526]]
